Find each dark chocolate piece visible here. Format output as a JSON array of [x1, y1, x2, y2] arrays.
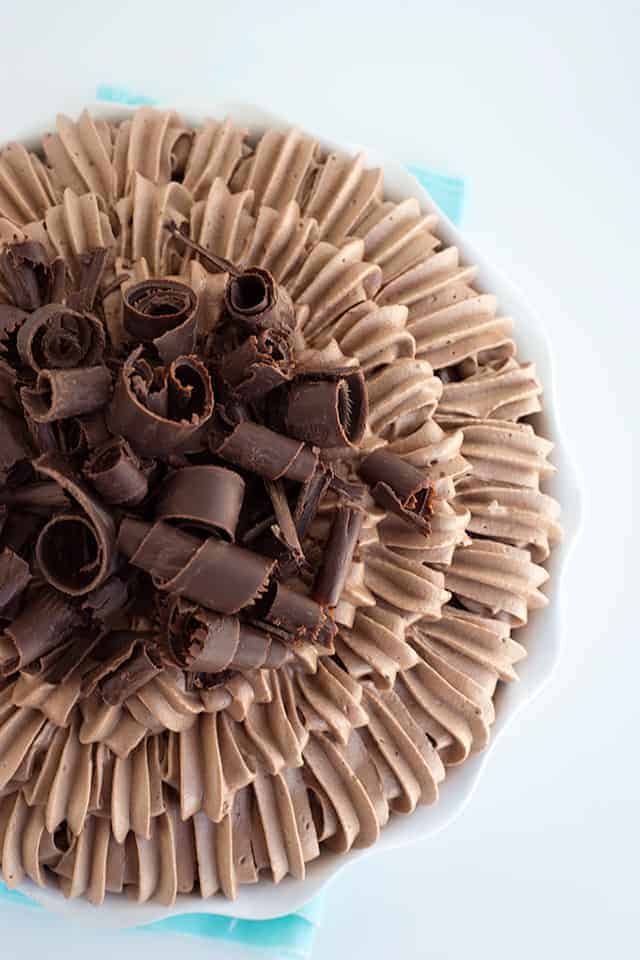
[[0, 357, 19, 412], [122, 279, 198, 363], [45, 630, 99, 685], [0, 406, 31, 483], [0, 587, 81, 674], [313, 505, 363, 607], [21, 365, 112, 422], [17, 304, 105, 371], [80, 630, 139, 696], [165, 220, 239, 276], [224, 267, 296, 334], [82, 576, 130, 620], [213, 421, 317, 483], [83, 437, 149, 506], [107, 347, 214, 457], [67, 248, 108, 312], [293, 467, 332, 541], [264, 478, 304, 568], [219, 329, 292, 401], [0, 481, 69, 513], [0, 509, 43, 558], [119, 518, 275, 615], [0, 241, 65, 311], [358, 448, 434, 533], [284, 368, 368, 448], [0, 547, 31, 611], [0, 304, 29, 368], [155, 465, 245, 540], [100, 641, 163, 705], [34, 452, 117, 595], [252, 580, 331, 644]]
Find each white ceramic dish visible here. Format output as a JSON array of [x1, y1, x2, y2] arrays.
[[7, 101, 583, 926]]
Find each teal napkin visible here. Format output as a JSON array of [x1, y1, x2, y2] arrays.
[[0, 85, 464, 957]]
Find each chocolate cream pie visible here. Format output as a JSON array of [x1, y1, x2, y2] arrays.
[[0, 107, 562, 904]]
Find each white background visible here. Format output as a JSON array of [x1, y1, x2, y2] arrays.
[[1, 1, 637, 957]]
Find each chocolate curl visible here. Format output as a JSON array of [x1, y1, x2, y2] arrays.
[[118, 517, 275, 615], [0, 241, 65, 311], [313, 505, 363, 607], [284, 368, 368, 448], [165, 220, 239, 276], [33, 452, 117, 595], [212, 420, 317, 483], [107, 347, 214, 457], [66, 247, 109, 312], [219, 329, 292, 401], [225, 267, 296, 334], [83, 437, 149, 507], [0, 547, 31, 611], [264, 478, 304, 568], [167, 597, 292, 673], [81, 576, 130, 621], [56, 412, 111, 456], [0, 587, 81, 675], [80, 630, 139, 697], [100, 641, 164, 706], [45, 630, 99, 686], [358, 448, 435, 533], [122, 279, 198, 363], [293, 467, 332, 541], [20, 366, 112, 422], [155, 465, 245, 540], [0, 481, 69, 513], [0, 304, 29, 368], [251, 580, 333, 645], [0, 510, 43, 558], [0, 357, 19, 412], [17, 304, 105, 372], [0, 405, 31, 483]]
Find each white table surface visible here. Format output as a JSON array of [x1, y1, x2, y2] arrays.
[[1, 1, 637, 957]]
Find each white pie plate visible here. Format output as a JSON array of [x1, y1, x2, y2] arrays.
[[6, 101, 583, 926]]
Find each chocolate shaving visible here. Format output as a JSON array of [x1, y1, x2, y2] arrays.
[[0, 510, 43, 558], [212, 420, 317, 483], [67, 248, 109, 312], [155, 465, 245, 540], [83, 436, 149, 506], [56, 412, 110, 456], [0, 358, 19, 412], [108, 347, 214, 457], [34, 452, 117, 595], [264, 478, 304, 568], [0, 241, 65, 311], [17, 304, 105, 372], [99, 640, 163, 706], [219, 329, 292, 401], [225, 267, 296, 334], [165, 220, 239, 276], [21, 365, 112, 422], [0, 547, 31, 612], [0, 406, 32, 483], [122, 279, 198, 363], [284, 368, 368, 448], [0, 587, 81, 675], [293, 468, 332, 541], [80, 630, 139, 696], [45, 630, 99, 685], [118, 518, 275, 615], [0, 481, 69, 513], [0, 304, 29, 369], [313, 505, 363, 607], [251, 580, 332, 644], [358, 448, 435, 533], [82, 576, 130, 621]]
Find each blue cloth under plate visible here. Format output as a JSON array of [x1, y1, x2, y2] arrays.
[[0, 84, 464, 958]]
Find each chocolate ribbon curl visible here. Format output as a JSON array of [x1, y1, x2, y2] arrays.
[[212, 421, 317, 483], [0, 587, 81, 675], [0, 481, 69, 513], [108, 346, 214, 457], [0, 241, 65, 311], [0, 547, 31, 611], [224, 267, 296, 334], [251, 580, 334, 645], [80, 630, 138, 697], [99, 640, 164, 706], [284, 368, 368, 448], [122, 279, 198, 363], [167, 597, 292, 673], [21, 366, 112, 422], [34, 452, 117, 595], [155, 465, 245, 540], [17, 304, 105, 372], [358, 448, 434, 533], [0, 406, 31, 483], [0, 304, 29, 367], [83, 437, 149, 506], [118, 518, 275, 615], [219, 329, 292, 401], [313, 505, 363, 607], [0, 357, 19, 412]]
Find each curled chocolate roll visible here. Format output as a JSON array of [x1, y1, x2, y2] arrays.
[[0, 406, 31, 484], [284, 368, 368, 448], [107, 346, 214, 457], [219, 329, 292, 401], [225, 267, 295, 334], [0, 547, 31, 612], [100, 641, 164, 706], [0, 303, 29, 366], [83, 436, 149, 506], [167, 596, 292, 673], [358, 448, 434, 533], [0, 241, 65, 311], [56, 412, 111, 456], [118, 518, 275, 615], [0, 480, 69, 513], [212, 420, 317, 483], [0, 357, 19, 412], [80, 630, 139, 697], [122, 279, 198, 363], [252, 580, 332, 644], [82, 576, 130, 620], [313, 505, 363, 607], [0, 587, 81, 674], [67, 247, 108, 312], [17, 304, 105, 371], [21, 365, 112, 422], [155, 465, 245, 540], [34, 452, 116, 595]]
